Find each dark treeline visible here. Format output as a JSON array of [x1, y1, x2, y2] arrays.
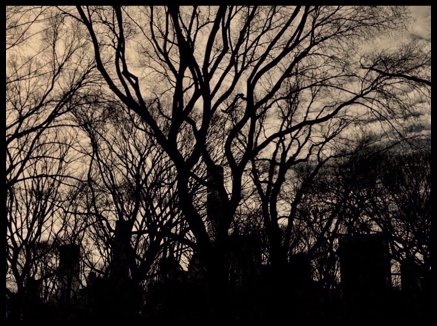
[[6, 6, 430, 321]]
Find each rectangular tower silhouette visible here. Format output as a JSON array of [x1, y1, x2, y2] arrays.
[[59, 244, 81, 302]]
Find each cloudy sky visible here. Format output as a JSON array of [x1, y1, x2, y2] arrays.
[[409, 6, 431, 136], [409, 6, 431, 40]]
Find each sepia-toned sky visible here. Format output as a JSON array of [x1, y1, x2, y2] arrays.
[[409, 6, 431, 40], [408, 6, 431, 135]]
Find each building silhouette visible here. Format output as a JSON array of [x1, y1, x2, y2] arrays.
[[338, 233, 392, 319], [8, 169, 428, 320], [58, 244, 81, 304]]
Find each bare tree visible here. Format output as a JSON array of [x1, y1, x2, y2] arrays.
[[6, 7, 98, 319], [6, 7, 96, 189], [6, 128, 75, 319], [64, 5, 429, 318], [367, 139, 431, 279], [291, 134, 430, 292], [70, 98, 192, 285]]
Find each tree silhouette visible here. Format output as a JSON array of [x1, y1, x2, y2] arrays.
[[6, 6, 431, 320], [70, 5, 430, 319], [6, 7, 98, 319]]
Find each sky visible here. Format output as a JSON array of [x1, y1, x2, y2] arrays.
[[6, 4, 431, 295], [408, 6, 431, 136], [409, 6, 431, 41], [368, 6, 431, 140]]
